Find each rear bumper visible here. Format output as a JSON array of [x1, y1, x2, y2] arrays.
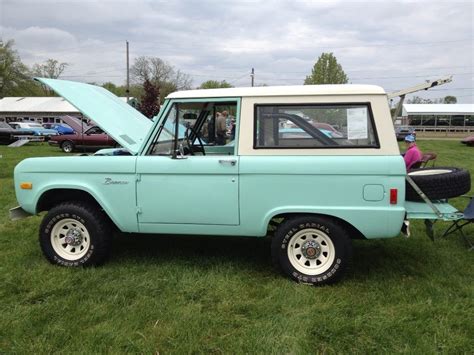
[[9, 206, 33, 220]]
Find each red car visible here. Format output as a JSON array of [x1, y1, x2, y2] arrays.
[[461, 135, 474, 146], [49, 116, 117, 153]]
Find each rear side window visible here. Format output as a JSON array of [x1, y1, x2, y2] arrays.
[[254, 104, 379, 149]]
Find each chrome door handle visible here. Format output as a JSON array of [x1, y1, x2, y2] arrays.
[[218, 159, 237, 166]]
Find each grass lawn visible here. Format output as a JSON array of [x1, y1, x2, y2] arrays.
[[0, 142, 473, 353]]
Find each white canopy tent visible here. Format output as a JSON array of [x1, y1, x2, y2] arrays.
[[403, 104, 474, 116], [0, 96, 135, 123], [402, 104, 474, 129]]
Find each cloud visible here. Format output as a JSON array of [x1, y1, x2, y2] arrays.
[[0, 0, 472, 102]]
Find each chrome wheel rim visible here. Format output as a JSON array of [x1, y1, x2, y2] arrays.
[[50, 218, 90, 260], [287, 228, 335, 275], [63, 142, 72, 152]]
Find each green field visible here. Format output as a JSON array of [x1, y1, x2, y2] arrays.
[[0, 142, 473, 353]]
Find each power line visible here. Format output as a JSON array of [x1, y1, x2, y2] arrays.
[[230, 72, 252, 85], [133, 37, 473, 52], [255, 72, 473, 82], [266, 65, 474, 75]]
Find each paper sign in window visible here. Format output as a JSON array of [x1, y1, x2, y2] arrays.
[[347, 108, 368, 139]]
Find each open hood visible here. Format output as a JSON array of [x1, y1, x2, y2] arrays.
[[35, 78, 152, 154], [60, 115, 93, 133]]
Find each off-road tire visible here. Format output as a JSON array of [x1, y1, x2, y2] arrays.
[[271, 215, 352, 286], [406, 167, 471, 202], [39, 201, 112, 267], [61, 140, 74, 153]]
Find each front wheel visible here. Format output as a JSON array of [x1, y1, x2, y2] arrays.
[[271, 216, 352, 285], [39, 202, 112, 267]]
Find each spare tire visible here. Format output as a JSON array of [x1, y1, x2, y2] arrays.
[[406, 167, 471, 201]]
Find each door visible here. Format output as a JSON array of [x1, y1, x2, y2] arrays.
[[136, 99, 241, 226], [136, 155, 239, 225], [81, 127, 107, 146]]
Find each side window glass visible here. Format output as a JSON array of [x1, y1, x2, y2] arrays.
[[148, 101, 238, 156], [255, 104, 378, 148]]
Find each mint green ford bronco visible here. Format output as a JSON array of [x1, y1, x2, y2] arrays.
[[10, 79, 470, 285]]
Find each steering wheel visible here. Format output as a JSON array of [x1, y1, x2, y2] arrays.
[[185, 126, 206, 156]]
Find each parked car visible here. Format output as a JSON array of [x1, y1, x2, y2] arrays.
[[10, 79, 471, 286], [9, 122, 59, 139], [42, 122, 74, 135], [461, 135, 474, 146], [395, 126, 416, 141], [56, 115, 94, 133], [49, 125, 117, 152], [0, 122, 34, 145], [53, 124, 74, 135]]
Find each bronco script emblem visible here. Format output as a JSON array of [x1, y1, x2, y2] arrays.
[[103, 178, 129, 185]]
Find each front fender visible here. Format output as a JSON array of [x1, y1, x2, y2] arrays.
[[33, 183, 137, 232], [14, 156, 139, 233]]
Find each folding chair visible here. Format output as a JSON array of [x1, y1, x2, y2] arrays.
[[442, 196, 474, 250], [408, 152, 437, 170], [420, 152, 437, 168]]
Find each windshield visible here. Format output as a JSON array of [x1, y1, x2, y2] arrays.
[[148, 100, 237, 156]]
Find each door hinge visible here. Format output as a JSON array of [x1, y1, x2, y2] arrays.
[[136, 174, 141, 182], [136, 207, 142, 215]]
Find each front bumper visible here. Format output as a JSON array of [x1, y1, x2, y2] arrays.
[[9, 206, 33, 220]]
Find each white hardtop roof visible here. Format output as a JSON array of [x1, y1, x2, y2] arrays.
[[0, 96, 133, 113], [403, 104, 474, 116], [167, 84, 386, 99]]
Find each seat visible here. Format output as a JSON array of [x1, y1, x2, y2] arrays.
[[420, 152, 437, 168], [442, 196, 474, 250], [408, 152, 437, 170]]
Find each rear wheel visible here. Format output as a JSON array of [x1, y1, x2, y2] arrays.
[[61, 140, 74, 153], [271, 216, 352, 285], [39, 202, 112, 267]]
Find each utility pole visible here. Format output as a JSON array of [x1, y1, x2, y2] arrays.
[[126, 40, 130, 102], [251, 68, 254, 87]]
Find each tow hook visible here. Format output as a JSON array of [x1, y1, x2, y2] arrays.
[[401, 220, 410, 238]]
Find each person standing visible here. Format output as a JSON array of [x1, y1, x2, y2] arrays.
[[215, 112, 227, 145], [403, 134, 422, 170]]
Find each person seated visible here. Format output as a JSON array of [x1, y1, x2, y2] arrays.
[[403, 134, 422, 170], [215, 112, 227, 145]]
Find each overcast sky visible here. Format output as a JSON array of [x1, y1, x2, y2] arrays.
[[1, 0, 473, 102]]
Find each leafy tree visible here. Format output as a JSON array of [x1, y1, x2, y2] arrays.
[[138, 79, 160, 119], [102, 82, 127, 96], [102, 82, 143, 102], [443, 95, 457, 104], [199, 80, 233, 89], [304, 53, 348, 85], [131, 56, 192, 99], [0, 39, 42, 97]]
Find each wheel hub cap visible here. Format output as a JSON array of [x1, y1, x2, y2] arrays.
[[301, 240, 321, 259], [65, 228, 83, 246]]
